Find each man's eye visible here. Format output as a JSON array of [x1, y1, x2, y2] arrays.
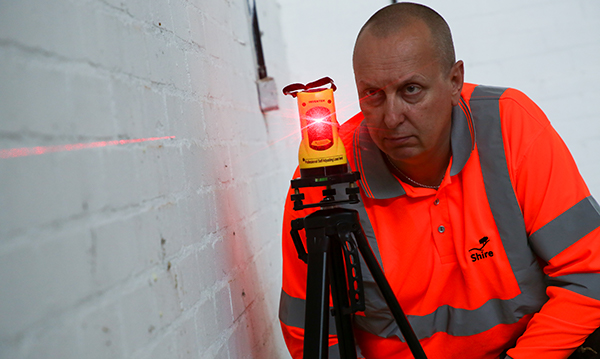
[[361, 89, 384, 106], [365, 89, 381, 97], [405, 85, 420, 94]]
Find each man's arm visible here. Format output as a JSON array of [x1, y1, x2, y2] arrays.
[[501, 90, 600, 358]]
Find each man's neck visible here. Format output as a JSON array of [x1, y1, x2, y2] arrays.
[[386, 149, 451, 188]]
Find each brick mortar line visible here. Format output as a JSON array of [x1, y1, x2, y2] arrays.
[[0, 189, 194, 249], [190, 170, 290, 194], [0, 38, 193, 100]]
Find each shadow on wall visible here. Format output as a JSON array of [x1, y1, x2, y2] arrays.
[[215, 180, 283, 358]]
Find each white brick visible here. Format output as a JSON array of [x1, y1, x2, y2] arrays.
[[0, 57, 69, 136], [91, 218, 141, 290], [155, 201, 192, 254], [21, 318, 81, 359], [131, 211, 163, 269], [0, 151, 94, 236], [191, 0, 232, 30], [227, 323, 252, 359], [211, 237, 236, 285], [168, 0, 192, 41], [111, 80, 148, 137], [186, 50, 208, 98], [194, 298, 218, 352], [150, 268, 181, 329], [79, 301, 125, 359], [0, 0, 84, 59], [173, 252, 202, 311], [229, 0, 252, 46], [203, 16, 234, 62], [149, 0, 172, 30], [175, 316, 200, 358], [119, 284, 160, 356], [178, 98, 206, 139], [116, 0, 153, 24], [141, 330, 178, 359], [213, 285, 234, 338], [181, 191, 217, 240], [117, 22, 152, 79], [98, 148, 140, 208], [0, 230, 93, 337], [141, 84, 168, 133], [181, 142, 232, 187], [66, 72, 115, 137], [145, 32, 190, 90], [77, 7, 126, 72], [188, 6, 206, 48]]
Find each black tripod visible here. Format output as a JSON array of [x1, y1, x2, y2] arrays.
[[289, 171, 427, 359]]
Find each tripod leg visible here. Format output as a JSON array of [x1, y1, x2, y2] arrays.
[[329, 235, 358, 359], [303, 227, 331, 359], [351, 219, 428, 359]]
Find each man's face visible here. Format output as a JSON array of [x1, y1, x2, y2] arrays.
[[353, 21, 463, 167]]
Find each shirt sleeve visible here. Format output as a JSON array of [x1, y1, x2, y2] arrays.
[[502, 90, 600, 358]]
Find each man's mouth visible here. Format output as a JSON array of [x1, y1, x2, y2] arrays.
[[385, 135, 413, 145]]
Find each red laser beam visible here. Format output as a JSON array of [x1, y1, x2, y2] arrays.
[[0, 136, 176, 159]]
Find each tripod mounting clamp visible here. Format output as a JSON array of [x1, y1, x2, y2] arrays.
[[291, 171, 361, 211]]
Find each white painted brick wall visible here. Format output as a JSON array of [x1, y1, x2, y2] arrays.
[[0, 0, 295, 358]]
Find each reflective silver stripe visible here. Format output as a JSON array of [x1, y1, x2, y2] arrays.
[[328, 343, 340, 359], [353, 123, 405, 199], [278, 291, 360, 356], [470, 85, 549, 312], [279, 289, 337, 335], [529, 196, 600, 262], [548, 273, 600, 300], [449, 97, 475, 176]]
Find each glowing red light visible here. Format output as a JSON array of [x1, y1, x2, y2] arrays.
[[0, 136, 176, 159], [305, 106, 333, 151]]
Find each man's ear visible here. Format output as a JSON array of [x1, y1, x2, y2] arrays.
[[449, 60, 464, 106]]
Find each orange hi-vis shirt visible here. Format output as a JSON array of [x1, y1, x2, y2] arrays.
[[279, 84, 600, 358]]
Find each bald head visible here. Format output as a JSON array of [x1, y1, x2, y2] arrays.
[[354, 2, 456, 73]]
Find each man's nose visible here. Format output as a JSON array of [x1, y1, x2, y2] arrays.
[[383, 96, 405, 129]]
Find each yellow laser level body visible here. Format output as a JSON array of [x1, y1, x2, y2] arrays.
[[296, 88, 347, 170], [283, 77, 348, 178]]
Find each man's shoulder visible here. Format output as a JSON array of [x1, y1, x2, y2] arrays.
[[463, 83, 542, 111], [463, 83, 549, 128], [338, 112, 364, 147]]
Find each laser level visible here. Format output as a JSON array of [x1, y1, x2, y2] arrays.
[[283, 77, 348, 179]]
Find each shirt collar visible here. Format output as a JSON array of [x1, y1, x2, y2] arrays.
[[353, 97, 475, 200]]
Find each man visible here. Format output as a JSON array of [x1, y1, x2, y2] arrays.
[[279, 3, 600, 358]]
